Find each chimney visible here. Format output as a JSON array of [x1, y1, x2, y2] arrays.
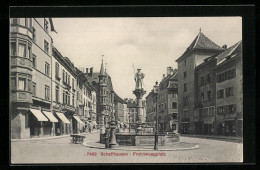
[[222, 44, 227, 49], [167, 67, 171, 76], [163, 74, 165, 78], [155, 81, 158, 85], [86, 68, 88, 74], [90, 67, 93, 77], [170, 68, 174, 75]]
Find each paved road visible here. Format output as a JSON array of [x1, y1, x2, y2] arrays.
[[11, 133, 243, 164]]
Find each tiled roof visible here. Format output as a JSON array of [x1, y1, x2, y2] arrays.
[[188, 32, 223, 51], [176, 31, 224, 62], [85, 73, 100, 83], [216, 40, 242, 65]]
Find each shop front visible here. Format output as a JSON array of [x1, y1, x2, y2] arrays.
[[181, 118, 189, 134], [28, 108, 49, 137], [203, 118, 214, 135], [55, 112, 70, 136]]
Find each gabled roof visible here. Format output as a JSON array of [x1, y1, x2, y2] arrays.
[[216, 40, 242, 65], [176, 31, 224, 62]]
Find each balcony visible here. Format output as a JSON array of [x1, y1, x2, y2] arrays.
[[11, 56, 33, 72], [10, 25, 33, 40], [11, 90, 32, 104]]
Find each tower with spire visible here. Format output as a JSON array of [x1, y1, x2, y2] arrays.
[[98, 56, 107, 131]]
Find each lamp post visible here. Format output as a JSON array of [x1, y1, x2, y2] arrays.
[[154, 92, 159, 150], [128, 111, 131, 133]]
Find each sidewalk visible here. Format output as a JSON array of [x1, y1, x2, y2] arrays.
[[181, 134, 243, 142], [11, 129, 99, 142]]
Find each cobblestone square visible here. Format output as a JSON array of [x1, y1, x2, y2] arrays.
[[11, 133, 243, 164]]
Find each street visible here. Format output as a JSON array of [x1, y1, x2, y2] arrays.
[[11, 133, 243, 164]]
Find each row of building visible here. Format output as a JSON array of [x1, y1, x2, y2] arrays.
[[176, 30, 242, 136], [10, 18, 129, 139], [145, 30, 242, 137]]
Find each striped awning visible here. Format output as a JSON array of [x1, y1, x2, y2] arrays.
[[29, 109, 48, 122], [56, 112, 70, 124], [73, 115, 84, 125], [42, 111, 58, 122]]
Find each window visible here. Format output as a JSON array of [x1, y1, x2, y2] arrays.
[[44, 40, 49, 54], [67, 93, 70, 105], [217, 69, 236, 83], [11, 18, 18, 24], [27, 46, 32, 60], [45, 62, 50, 76], [217, 89, 224, 99], [32, 27, 36, 42], [45, 85, 50, 100], [172, 124, 176, 130], [32, 54, 36, 68], [32, 82, 36, 97], [20, 18, 25, 26], [172, 102, 177, 109], [11, 42, 16, 56], [226, 86, 234, 97], [18, 43, 26, 57], [201, 77, 205, 86], [68, 75, 70, 85], [55, 86, 59, 102], [207, 90, 212, 101], [28, 79, 31, 92], [18, 77, 26, 90], [184, 83, 187, 92], [63, 91, 65, 103], [228, 104, 236, 114], [55, 63, 59, 77], [11, 77, 16, 90], [72, 79, 74, 89], [165, 103, 167, 109], [201, 92, 204, 101], [207, 73, 212, 83], [66, 72, 68, 84], [217, 106, 225, 115], [183, 71, 187, 78], [72, 94, 75, 106], [63, 70, 65, 82], [44, 18, 49, 32], [184, 60, 186, 67], [172, 113, 177, 119]]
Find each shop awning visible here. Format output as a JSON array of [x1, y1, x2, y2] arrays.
[[56, 112, 70, 124], [42, 111, 58, 122], [73, 115, 84, 125], [29, 109, 48, 122]]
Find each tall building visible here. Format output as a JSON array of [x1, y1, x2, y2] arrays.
[[215, 41, 242, 136], [10, 18, 56, 139], [52, 47, 78, 136], [145, 82, 159, 126], [176, 30, 224, 134], [85, 60, 115, 130]]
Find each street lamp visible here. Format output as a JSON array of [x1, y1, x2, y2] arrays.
[[154, 91, 159, 150], [128, 111, 131, 133]]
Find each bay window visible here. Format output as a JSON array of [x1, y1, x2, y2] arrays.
[[18, 43, 26, 57], [18, 77, 26, 90]]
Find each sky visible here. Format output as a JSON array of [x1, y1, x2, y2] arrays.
[[51, 17, 242, 99]]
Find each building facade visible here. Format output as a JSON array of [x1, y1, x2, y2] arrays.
[[10, 18, 97, 139], [85, 61, 115, 131], [176, 31, 224, 134], [194, 56, 217, 135], [215, 41, 242, 136], [10, 18, 56, 139]]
